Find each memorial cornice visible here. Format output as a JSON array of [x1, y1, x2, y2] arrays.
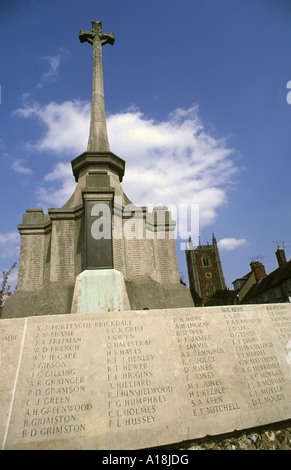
[[48, 204, 84, 220], [71, 151, 126, 183], [17, 221, 52, 235]]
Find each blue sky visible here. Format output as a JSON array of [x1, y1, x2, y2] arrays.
[[0, 0, 291, 291]]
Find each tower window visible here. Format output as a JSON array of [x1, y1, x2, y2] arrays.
[[202, 256, 211, 267]]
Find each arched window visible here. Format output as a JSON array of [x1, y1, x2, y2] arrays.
[[202, 256, 211, 267]]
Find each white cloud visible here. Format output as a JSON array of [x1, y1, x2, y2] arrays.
[[36, 50, 70, 89], [39, 53, 62, 84], [11, 159, 33, 175], [108, 106, 237, 227], [14, 100, 90, 155], [218, 238, 249, 251], [15, 101, 239, 228], [19, 50, 70, 105], [36, 162, 76, 208], [44, 162, 72, 182], [0, 232, 20, 259]]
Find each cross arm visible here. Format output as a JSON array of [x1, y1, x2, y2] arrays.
[[100, 31, 115, 46], [79, 28, 115, 47], [79, 29, 95, 45]]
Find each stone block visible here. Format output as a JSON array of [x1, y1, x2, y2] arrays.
[[125, 277, 166, 310], [162, 283, 194, 308], [0, 318, 27, 448], [2, 285, 75, 319], [1, 303, 291, 449], [2, 292, 37, 319], [21, 209, 48, 226]]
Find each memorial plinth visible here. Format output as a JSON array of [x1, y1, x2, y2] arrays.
[[1, 303, 291, 450], [71, 269, 130, 313]]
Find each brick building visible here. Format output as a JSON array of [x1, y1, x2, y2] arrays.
[[228, 246, 291, 305], [185, 234, 226, 305], [243, 246, 291, 304]]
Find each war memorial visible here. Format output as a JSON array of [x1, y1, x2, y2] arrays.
[[1, 21, 291, 451]]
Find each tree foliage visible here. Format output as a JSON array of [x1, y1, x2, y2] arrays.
[[0, 262, 17, 308], [204, 288, 231, 307]]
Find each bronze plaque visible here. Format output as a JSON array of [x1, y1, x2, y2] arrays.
[[86, 200, 113, 269]]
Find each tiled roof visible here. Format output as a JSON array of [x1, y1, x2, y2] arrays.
[[243, 259, 291, 302]]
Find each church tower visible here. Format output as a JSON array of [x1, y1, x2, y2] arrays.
[[186, 234, 226, 305]]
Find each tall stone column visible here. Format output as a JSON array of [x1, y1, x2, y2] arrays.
[[79, 20, 115, 152]]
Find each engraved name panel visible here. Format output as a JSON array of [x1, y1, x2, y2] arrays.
[[0, 318, 27, 449], [170, 305, 291, 437], [2, 304, 291, 449], [4, 312, 179, 449]]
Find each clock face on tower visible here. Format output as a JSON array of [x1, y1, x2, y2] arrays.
[[205, 272, 212, 278]]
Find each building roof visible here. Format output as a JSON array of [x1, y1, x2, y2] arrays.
[[243, 259, 291, 302], [227, 271, 253, 304], [232, 271, 252, 285]]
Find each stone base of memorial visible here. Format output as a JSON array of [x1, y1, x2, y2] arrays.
[[1, 303, 291, 450], [71, 269, 130, 313]]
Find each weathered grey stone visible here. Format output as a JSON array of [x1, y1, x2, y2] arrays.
[[1, 303, 291, 450], [0, 318, 27, 448], [3, 20, 194, 319], [33, 284, 75, 316], [79, 20, 115, 153], [2, 284, 75, 319], [124, 278, 194, 310], [163, 283, 194, 308], [2, 292, 37, 319], [125, 277, 166, 310]]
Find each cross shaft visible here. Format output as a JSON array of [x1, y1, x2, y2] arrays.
[[79, 21, 115, 152]]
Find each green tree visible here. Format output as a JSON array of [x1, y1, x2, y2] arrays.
[[204, 288, 231, 307], [190, 288, 203, 307]]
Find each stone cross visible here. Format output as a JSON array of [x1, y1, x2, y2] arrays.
[[79, 21, 115, 152]]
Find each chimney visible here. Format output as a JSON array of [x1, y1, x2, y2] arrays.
[[250, 261, 267, 283], [275, 246, 287, 267]]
